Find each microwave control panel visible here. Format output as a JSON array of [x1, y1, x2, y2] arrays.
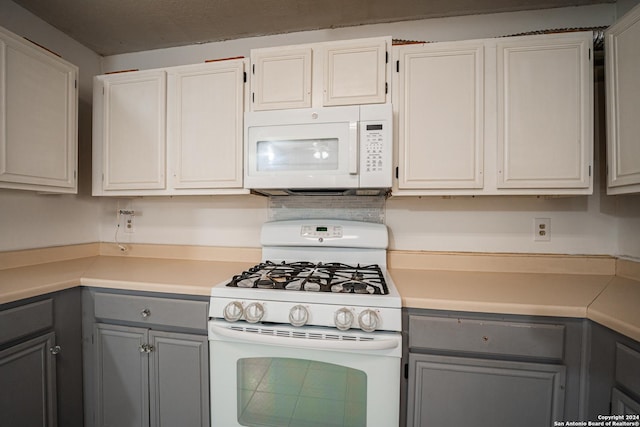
[[360, 102, 392, 188], [364, 124, 385, 174]]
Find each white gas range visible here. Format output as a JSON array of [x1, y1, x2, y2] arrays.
[[208, 219, 402, 427]]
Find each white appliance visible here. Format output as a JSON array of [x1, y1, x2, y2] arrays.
[[244, 104, 392, 196], [208, 219, 402, 427]]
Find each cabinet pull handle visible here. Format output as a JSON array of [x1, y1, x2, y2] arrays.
[[138, 344, 154, 353], [141, 308, 151, 318], [49, 345, 61, 355]]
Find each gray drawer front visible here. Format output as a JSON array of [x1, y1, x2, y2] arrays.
[[0, 299, 53, 345], [616, 344, 640, 398], [94, 293, 208, 331], [409, 315, 565, 360]]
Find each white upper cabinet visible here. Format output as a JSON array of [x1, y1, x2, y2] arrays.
[[392, 32, 593, 196], [496, 32, 593, 191], [606, 2, 640, 195], [167, 60, 245, 190], [93, 58, 248, 196], [394, 41, 485, 191], [323, 38, 388, 106], [96, 70, 167, 192], [250, 36, 390, 111], [0, 26, 78, 193], [251, 47, 312, 111]]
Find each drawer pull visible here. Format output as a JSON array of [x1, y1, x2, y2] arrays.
[[141, 309, 151, 318], [49, 345, 61, 355]]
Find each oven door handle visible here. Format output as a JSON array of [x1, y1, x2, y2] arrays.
[[209, 324, 399, 351]]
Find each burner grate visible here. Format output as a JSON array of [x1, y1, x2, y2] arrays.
[[226, 261, 389, 295]]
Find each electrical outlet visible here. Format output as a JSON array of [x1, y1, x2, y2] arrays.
[[123, 214, 134, 233], [534, 218, 550, 241]]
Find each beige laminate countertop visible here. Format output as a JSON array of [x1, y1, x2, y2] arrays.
[[389, 268, 613, 318], [0, 256, 256, 303], [1, 247, 639, 342]]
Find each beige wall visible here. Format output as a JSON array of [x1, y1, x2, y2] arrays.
[[1, 1, 639, 260]]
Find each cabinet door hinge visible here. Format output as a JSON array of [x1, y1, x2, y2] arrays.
[[404, 363, 409, 379], [75, 79, 77, 89], [74, 170, 77, 180], [243, 71, 247, 83], [252, 64, 255, 74], [396, 60, 400, 73], [385, 82, 388, 94], [589, 48, 591, 61], [252, 92, 255, 103], [385, 51, 389, 64], [589, 165, 592, 177], [395, 166, 399, 179]]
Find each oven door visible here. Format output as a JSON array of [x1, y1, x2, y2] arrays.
[[208, 320, 401, 427]]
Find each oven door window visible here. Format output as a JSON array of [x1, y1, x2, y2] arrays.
[[237, 357, 366, 427]]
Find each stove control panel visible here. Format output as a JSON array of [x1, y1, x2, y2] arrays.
[[211, 298, 401, 332], [300, 225, 343, 239]]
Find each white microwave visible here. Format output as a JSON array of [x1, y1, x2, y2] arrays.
[[244, 104, 392, 196]]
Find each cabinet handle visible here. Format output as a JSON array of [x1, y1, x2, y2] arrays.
[[49, 345, 61, 355], [141, 308, 151, 318], [138, 344, 154, 353]]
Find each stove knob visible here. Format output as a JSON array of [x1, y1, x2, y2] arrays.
[[358, 309, 380, 332], [244, 302, 265, 324], [289, 305, 309, 327], [334, 307, 354, 331], [223, 301, 244, 322]]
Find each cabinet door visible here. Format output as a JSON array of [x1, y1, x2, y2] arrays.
[[395, 42, 484, 190], [0, 332, 57, 427], [612, 388, 640, 415], [94, 324, 149, 427], [407, 353, 566, 427], [149, 331, 209, 427], [251, 47, 312, 111], [606, 3, 640, 194], [496, 32, 593, 190], [0, 28, 77, 193], [167, 60, 245, 189], [323, 38, 387, 106], [98, 70, 166, 191]]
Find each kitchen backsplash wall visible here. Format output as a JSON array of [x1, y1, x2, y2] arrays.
[[268, 196, 386, 223], [2, 0, 639, 260]]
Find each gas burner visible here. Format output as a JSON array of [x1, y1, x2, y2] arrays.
[[226, 261, 389, 295]]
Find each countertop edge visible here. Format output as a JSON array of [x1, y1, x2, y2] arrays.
[[1, 254, 638, 343]]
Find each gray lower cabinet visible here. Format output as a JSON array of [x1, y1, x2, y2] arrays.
[[94, 324, 209, 427], [404, 309, 582, 427], [0, 289, 83, 427], [612, 388, 640, 415], [408, 353, 565, 427], [0, 332, 57, 427], [84, 289, 210, 427], [586, 321, 640, 419]]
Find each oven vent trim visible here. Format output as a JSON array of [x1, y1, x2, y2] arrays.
[[228, 324, 375, 341]]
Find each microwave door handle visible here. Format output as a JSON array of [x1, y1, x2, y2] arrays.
[[348, 121, 358, 175]]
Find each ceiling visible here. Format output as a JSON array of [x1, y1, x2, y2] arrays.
[[13, 0, 610, 56]]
